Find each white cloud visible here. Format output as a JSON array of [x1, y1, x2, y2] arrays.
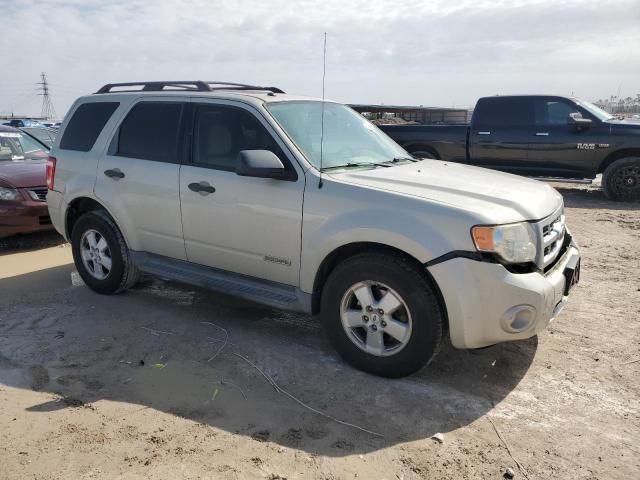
[[1, 0, 639, 117]]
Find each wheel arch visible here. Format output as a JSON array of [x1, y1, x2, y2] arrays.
[[311, 242, 448, 329], [597, 148, 640, 174], [403, 143, 441, 159], [65, 196, 118, 240]]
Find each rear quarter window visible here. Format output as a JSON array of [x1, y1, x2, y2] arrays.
[[59, 102, 119, 151]]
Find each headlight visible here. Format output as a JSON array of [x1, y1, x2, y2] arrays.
[[471, 222, 537, 264], [0, 186, 19, 201]]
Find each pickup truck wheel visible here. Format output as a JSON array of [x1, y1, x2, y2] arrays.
[[71, 210, 138, 294], [410, 150, 436, 160], [321, 252, 444, 377], [602, 157, 640, 202]]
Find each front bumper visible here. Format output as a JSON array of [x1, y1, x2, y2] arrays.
[[428, 242, 581, 349], [0, 192, 52, 238]]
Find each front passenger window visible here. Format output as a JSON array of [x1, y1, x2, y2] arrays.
[[193, 105, 283, 171]]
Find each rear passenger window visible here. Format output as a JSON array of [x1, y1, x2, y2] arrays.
[[192, 105, 283, 171], [59, 102, 119, 151], [117, 102, 183, 162], [474, 97, 534, 127]]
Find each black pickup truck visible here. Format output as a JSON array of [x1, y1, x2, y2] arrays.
[[380, 95, 640, 201]]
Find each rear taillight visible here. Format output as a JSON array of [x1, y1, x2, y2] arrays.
[[46, 156, 57, 190]]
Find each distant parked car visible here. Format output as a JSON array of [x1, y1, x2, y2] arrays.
[[3, 119, 44, 128], [19, 127, 58, 149], [0, 125, 52, 238]]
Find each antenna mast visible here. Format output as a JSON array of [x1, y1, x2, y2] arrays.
[[318, 32, 327, 189], [37, 72, 57, 120]]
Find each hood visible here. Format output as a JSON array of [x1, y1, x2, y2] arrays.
[[0, 159, 47, 188], [607, 119, 640, 135], [330, 160, 562, 224], [606, 118, 640, 126]]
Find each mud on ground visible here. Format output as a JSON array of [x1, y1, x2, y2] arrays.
[[0, 182, 638, 480]]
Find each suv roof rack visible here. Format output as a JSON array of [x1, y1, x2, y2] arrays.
[[95, 81, 285, 94]]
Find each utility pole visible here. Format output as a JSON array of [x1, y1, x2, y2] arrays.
[[37, 72, 57, 120]]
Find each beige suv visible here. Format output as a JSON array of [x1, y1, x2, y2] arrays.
[[47, 81, 581, 377]]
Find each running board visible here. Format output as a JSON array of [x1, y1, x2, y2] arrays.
[[130, 251, 312, 313], [529, 177, 593, 184]]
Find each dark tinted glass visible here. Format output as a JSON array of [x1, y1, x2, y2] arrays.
[[117, 102, 183, 162], [536, 99, 580, 125], [59, 102, 119, 151], [193, 105, 282, 170], [475, 97, 534, 127]]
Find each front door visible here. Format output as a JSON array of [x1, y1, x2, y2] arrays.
[[95, 98, 187, 259], [179, 100, 305, 286], [526, 97, 602, 177]]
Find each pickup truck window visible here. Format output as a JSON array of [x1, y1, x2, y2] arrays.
[[535, 99, 580, 125], [266, 101, 407, 171], [474, 97, 534, 127]]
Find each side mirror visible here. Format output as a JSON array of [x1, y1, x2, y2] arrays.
[[236, 150, 289, 180], [568, 112, 592, 129]]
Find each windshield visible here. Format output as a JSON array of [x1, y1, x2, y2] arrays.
[[0, 131, 48, 161], [266, 101, 410, 171], [577, 100, 614, 121]]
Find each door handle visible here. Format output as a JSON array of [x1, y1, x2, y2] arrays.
[[477, 131, 491, 135], [535, 132, 549, 136], [104, 168, 125, 180], [188, 181, 216, 195]]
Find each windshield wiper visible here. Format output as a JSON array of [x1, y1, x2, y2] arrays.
[[321, 162, 392, 172], [392, 156, 420, 163]]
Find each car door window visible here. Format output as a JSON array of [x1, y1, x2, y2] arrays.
[[192, 105, 284, 171], [474, 97, 534, 127], [535, 99, 581, 126], [116, 102, 183, 162]]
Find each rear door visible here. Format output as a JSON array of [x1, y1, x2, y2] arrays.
[[468, 96, 533, 172], [95, 97, 187, 259], [526, 97, 601, 177], [179, 99, 305, 286]]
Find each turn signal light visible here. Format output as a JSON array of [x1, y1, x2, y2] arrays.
[[471, 226, 494, 251]]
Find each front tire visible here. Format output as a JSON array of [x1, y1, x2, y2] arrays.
[[602, 157, 640, 202], [71, 210, 138, 294], [321, 252, 444, 378]]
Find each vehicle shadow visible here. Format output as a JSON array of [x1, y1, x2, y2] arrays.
[[555, 185, 640, 210], [0, 265, 537, 457], [0, 230, 66, 255]]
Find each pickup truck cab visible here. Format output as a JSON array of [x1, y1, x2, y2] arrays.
[[380, 95, 640, 201], [47, 81, 580, 377]]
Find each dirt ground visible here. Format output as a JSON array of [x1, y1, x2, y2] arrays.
[[0, 183, 638, 480]]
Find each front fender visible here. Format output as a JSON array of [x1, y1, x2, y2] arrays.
[[299, 178, 478, 293]]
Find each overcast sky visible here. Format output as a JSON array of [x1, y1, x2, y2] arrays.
[[1, 0, 639, 117]]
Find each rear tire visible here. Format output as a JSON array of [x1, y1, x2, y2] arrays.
[[321, 252, 444, 378], [71, 210, 138, 294], [602, 157, 640, 202]]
